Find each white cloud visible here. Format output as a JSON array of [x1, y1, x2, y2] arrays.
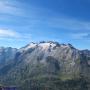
[[0, 29, 20, 38], [48, 17, 90, 30], [0, 29, 32, 43], [0, 0, 24, 16], [70, 33, 89, 39]]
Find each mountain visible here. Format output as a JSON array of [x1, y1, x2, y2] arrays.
[[0, 41, 90, 90], [0, 47, 17, 69]]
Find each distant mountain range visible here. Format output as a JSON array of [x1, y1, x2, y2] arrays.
[[0, 41, 90, 90]]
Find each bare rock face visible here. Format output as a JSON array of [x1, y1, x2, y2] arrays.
[[0, 41, 90, 90]]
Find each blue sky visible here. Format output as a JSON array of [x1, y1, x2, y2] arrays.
[[0, 0, 90, 49]]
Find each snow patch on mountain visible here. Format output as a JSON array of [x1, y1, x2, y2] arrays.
[[39, 42, 56, 50]]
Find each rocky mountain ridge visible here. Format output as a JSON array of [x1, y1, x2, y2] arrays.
[[0, 41, 90, 90]]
